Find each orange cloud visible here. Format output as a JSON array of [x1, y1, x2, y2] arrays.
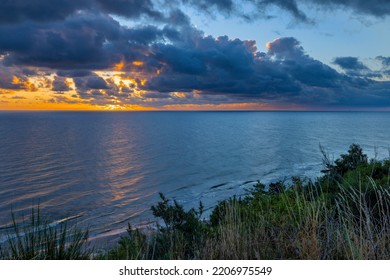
[[132, 61, 144, 67], [12, 76, 20, 85], [11, 75, 39, 92], [114, 59, 126, 71]]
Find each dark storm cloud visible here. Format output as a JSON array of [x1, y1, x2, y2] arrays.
[[0, 10, 189, 70], [146, 36, 340, 96], [52, 76, 71, 92], [146, 37, 300, 98], [143, 36, 390, 107], [86, 76, 110, 89], [57, 70, 93, 78], [0, 12, 150, 70], [125, 25, 182, 45], [145, 34, 260, 93], [0, 0, 163, 25], [96, 0, 163, 19], [73, 74, 109, 92], [333, 57, 369, 71], [0, 0, 87, 24], [0, 12, 116, 68]]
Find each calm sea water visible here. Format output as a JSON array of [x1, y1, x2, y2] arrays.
[[1, 111, 390, 244]]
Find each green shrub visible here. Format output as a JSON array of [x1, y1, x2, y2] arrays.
[[104, 224, 147, 259], [322, 144, 368, 181], [150, 193, 206, 259]]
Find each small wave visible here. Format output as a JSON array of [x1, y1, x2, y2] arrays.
[[210, 182, 228, 189]]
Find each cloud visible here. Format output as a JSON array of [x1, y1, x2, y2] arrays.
[[377, 56, 390, 68], [0, 0, 389, 109], [180, 0, 234, 14], [0, 12, 129, 69], [305, 0, 390, 18], [0, 11, 191, 71], [0, 67, 23, 90], [261, 0, 311, 23], [85, 76, 110, 89], [146, 37, 339, 96], [57, 70, 93, 77], [332, 56, 385, 79], [0, 65, 39, 91], [266, 37, 305, 59], [333, 57, 369, 71], [142, 36, 390, 108], [52, 76, 72, 92], [0, 0, 164, 25], [96, 0, 163, 19], [177, 0, 390, 23], [0, 0, 87, 24], [73, 73, 109, 94], [1, 0, 388, 29]]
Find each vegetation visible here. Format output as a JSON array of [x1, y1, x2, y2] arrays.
[[0, 207, 90, 260], [103, 143, 390, 260], [3, 143, 390, 259]]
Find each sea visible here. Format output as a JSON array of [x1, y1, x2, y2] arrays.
[[1, 111, 390, 245]]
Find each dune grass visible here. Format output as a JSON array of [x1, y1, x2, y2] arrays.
[[0, 207, 90, 260]]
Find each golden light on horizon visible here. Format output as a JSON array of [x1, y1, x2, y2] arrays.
[[0, 65, 306, 112]]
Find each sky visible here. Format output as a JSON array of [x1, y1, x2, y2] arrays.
[[0, 0, 389, 111]]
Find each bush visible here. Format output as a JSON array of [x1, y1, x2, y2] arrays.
[[322, 144, 368, 181], [150, 193, 206, 259], [104, 224, 147, 260]]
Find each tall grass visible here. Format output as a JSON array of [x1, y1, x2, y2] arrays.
[[333, 180, 390, 259], [200, 178, 390, 259], [101, 178, 390, 259], [0, 207, 90, 260]]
